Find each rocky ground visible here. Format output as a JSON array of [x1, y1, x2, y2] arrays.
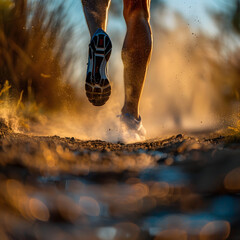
[[0, 123, 240, 240]]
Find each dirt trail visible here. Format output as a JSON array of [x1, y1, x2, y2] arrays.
[[0, 124, 240, 240]]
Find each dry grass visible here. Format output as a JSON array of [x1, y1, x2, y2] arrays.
[[0, 0, 80, 131], [0, 0, 77, 112]]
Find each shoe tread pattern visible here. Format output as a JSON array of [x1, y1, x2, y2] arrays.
[[85, 30, 112, 106]]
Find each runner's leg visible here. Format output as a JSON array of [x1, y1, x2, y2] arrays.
[[121, 0, 152, 119], [81, 0, 111, 37]]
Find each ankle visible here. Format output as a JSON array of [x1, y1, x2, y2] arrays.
[[121, 106, 139, 120]]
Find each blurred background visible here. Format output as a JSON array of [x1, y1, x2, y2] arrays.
[[1, 0, 240, 138]]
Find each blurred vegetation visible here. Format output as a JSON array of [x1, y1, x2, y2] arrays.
[[0, 0, 77, 114], [233, 0, 240, 33], [211, 0, 240, 134], [212, 0, 240, 34], [211, 0, 240, 100]]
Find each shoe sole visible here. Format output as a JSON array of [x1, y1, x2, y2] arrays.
[[85, 30, 112, 106]]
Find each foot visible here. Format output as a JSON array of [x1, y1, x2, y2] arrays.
[[85, 28, 112, 106], [118, 113, 146, 143]]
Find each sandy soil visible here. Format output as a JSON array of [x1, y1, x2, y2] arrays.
[[0, 122, 240, 240]]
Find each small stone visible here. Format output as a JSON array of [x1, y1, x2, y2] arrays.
[[176, 134, 183, 139]]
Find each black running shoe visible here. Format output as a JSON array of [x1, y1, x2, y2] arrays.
[[85, 28, 112, 106]]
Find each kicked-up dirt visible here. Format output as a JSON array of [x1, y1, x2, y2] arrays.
[[0, 122, 240, 240]]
